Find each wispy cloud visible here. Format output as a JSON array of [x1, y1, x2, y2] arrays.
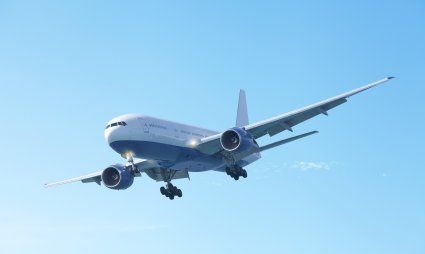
[[203, 160, 338, 184], [292, 161, 331, 171]]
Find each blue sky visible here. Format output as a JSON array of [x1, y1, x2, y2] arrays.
[[1, 1, 424, 253]]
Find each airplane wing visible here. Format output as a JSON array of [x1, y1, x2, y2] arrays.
[[44, 159, 190, 187], [245, 77, 393, 139], [197, 77, 393, 154], [44, 170, 104, 187]]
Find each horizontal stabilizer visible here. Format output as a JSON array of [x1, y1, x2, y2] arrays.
[[259, 131, 318, 152]]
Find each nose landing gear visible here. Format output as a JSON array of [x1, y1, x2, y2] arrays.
[[226, 166, 247, 180]]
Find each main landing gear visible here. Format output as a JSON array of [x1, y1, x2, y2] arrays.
[[159, 169, 183, 200], [160, 182, 182, 200], [226, 166, 247, 180]]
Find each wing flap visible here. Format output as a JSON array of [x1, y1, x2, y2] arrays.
[[283, 98, 347, 129]]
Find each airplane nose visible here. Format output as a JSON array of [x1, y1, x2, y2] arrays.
[[104, 128, 112, 144], [104, 126, 120, 144]]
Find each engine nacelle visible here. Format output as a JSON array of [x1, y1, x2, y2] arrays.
[[220, 127, 255, 153], [101, 164, 134, 190]]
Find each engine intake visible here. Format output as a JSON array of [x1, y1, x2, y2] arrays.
[[221, 129, 241, 151], [101, 164, 134, 190], [220, 127, 255, 152]]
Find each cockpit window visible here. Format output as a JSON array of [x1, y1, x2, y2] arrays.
[[105, 121, 127, 129]]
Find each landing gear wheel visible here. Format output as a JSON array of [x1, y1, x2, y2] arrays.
[[227, 166, 248, 180], [242, 170, 247, 178], [161, 181, 183, 200]]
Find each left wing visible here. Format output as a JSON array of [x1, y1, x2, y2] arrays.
[[196, 77, 393, 155], [245, 77, 393, 139], [44, 159, 153, 188], [44, 159, 189, 187]]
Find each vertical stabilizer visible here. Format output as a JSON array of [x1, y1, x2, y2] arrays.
[[236, 90, 249, 127]]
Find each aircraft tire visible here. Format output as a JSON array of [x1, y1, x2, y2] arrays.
[[242, 170, 247, 178]]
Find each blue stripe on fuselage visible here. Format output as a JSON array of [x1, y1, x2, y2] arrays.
[[109, 140, 225, 171]]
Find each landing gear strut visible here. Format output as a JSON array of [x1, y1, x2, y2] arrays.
[[159, 169, 183, 200], [125, 153, 139, 174], [160, 182, 182, 200], [226, 166, 247, 180]]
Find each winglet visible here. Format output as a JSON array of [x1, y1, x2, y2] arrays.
[[236, 89, 249, 127]]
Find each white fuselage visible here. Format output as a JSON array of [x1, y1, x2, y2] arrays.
[[104, 114, 260, 172]]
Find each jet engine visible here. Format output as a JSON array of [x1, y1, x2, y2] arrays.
[[220, 127, 255, 153], [101, 164, 134, 190]]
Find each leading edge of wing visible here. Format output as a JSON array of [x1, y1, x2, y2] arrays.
[[44, 171, 103, 188], [245, 77, 394, 136]]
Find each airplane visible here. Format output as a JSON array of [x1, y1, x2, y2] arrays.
[[45, 77, 393, 199]]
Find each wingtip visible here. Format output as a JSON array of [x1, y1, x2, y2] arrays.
[[387, 76, 395, 80]]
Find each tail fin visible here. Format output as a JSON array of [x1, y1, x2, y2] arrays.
[[236, 89, 249, 127]]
